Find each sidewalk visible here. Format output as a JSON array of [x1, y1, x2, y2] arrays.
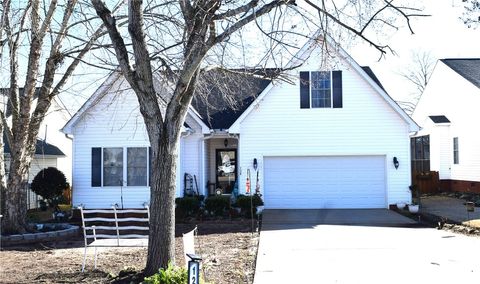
[[420, 195, 480, 228]]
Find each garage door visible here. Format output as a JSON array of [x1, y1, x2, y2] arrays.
[[264, 156, 386, 209]]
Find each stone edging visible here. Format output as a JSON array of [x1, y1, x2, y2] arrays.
[[1, 224, 80, 246]]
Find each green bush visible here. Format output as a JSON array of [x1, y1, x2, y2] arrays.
[[205, 195, 230, 216], [175, 197, 200, 218], [235, 194, 264, 217], [31, 167, 69, 209], [142, 263, 188, 284]]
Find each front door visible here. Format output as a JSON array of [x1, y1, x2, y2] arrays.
[[216, 149, 237, 194]]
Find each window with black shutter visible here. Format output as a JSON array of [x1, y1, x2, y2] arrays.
[[91, 148, 101, 187], [300, 71, 342, 109]]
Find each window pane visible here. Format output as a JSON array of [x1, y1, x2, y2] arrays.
[[103, 148, 123, 186], [415, 137, 423, 159], [311, 90, 321, 108], [127, 147, 148, 186], [453, 137, 459, 164], [422, 136, 430, 159], [311, 71, 331, 108]]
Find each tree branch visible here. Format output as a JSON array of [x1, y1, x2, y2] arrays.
[[128, 0, 155, 95], [213, 0, 259, 20], [91, 0, 135, 83], [213, 0, 293, 45]]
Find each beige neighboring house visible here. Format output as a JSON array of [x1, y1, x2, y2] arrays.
[[1, 89, 72, 208]]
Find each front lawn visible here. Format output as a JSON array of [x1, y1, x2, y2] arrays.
[[0, 221, 259, 284]]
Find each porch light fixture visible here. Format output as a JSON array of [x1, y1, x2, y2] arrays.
[[253, 158, 258, 170], [224, 138, 228, 147], [393, 157, 399, 170]]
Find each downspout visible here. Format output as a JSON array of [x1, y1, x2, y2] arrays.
[[200, 132, 214, 196]]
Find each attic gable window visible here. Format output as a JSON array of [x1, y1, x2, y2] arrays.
[[311, 71, 331, 108], [300, 71, 342, 109]]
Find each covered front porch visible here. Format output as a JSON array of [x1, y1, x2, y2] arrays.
[[180, 133, 239, 197]]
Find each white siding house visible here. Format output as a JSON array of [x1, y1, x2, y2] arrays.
[[412, 59, 480, 192], [229, 39, 418, 208], [63, 36, 418, 209]]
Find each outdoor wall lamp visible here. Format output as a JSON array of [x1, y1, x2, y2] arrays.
[[393, 157, 399, 170], [253, 158, 258, 170], [224, 138, 228, 147]]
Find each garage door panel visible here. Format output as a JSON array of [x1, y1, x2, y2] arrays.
[[264, 156, 386, 209]]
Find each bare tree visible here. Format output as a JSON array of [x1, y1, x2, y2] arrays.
[[0, 0, 106, 233], [461, 0, 480, 28], [397, 51, 435, 114], [91, 0, 425, 275]]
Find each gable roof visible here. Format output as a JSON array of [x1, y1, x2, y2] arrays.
[[3, 134, 65, 156], [65, 36, 417, 133], [441, 58, 480, 89], [429, 115, 450, 123], [189, 67, 384, 130], [229, 34, 419, 133], [62, 72, 210, 134]]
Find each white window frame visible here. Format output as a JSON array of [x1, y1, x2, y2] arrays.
[[100, 146, 150, 187], [310, 71, 332, 109]]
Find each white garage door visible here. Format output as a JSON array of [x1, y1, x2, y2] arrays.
[[264, 156, 386, 209]]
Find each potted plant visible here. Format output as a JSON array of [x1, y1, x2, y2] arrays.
[[408, 203, 419, 213], [396, 202, 407, 210]]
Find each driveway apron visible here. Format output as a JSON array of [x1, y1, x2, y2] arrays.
[[254, 209, 480, 284]]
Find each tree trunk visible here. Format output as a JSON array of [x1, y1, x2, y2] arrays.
[[0, 122, 6, 218], [2, 158, 30, 234], [145, 129, 179, 275]]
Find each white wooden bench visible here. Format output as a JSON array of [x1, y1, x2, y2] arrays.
[[78, 205, 149, 272]]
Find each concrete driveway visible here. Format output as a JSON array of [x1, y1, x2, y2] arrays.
[[254, 209, 480, 284]]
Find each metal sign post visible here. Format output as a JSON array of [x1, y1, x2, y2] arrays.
[[187, 253, 202, 284], [466, 202, 475, 225]]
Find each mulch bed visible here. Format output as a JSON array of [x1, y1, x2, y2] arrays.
[[0, 220, 259, 284]]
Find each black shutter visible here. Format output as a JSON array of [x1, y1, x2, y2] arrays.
[[332, 70, 343, 108], [91, 147, 101, 187], [300, 71, 310, 109], [148, 147, 152, 187]]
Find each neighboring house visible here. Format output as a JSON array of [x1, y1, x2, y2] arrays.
[[412, 58, 480, 193], [62, 36, 418, 209], [1, 90, 72, 208]]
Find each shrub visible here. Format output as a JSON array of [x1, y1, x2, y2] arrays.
[[175, 197, 200, 219], [205, 195, 230, 216], [235, 194, 264, 217], [142, 263, 188, 284], [31, 167, 69, 209]]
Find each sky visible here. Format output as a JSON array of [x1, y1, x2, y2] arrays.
[[347, 0, 480, 103], [2, 0, 479, 114], [64, 0, 478, 112]]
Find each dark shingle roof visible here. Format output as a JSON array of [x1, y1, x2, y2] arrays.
[[441, 59, 480, 89], [191, 69, 272, 129], [429, 115, 450, 123], [361, 66, 386, 92], [3, 134, 65, 156], [191, 67, 385, 129]]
